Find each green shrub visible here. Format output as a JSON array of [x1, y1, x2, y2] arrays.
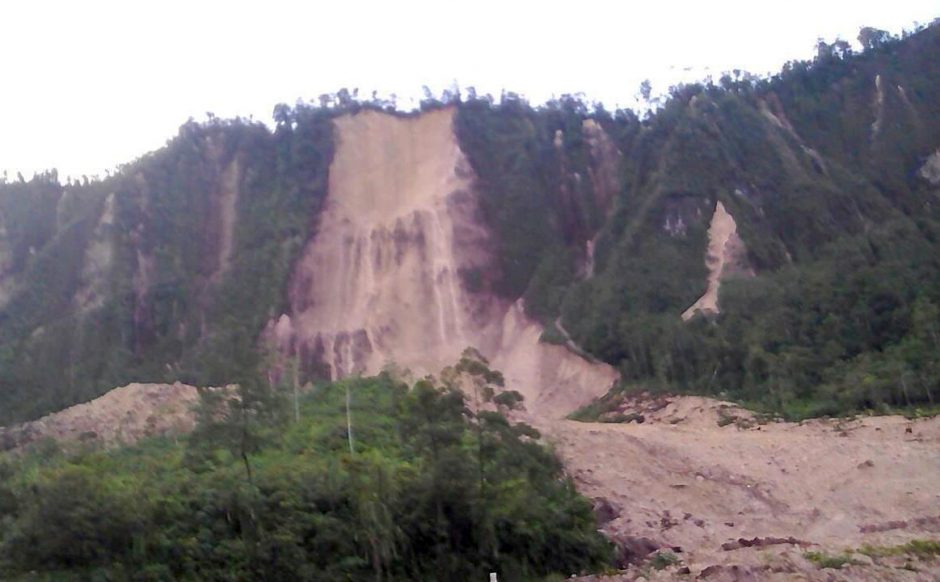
[[649, 550, 681, 570], [805, 551, 859, 569], [0, 371, 614, 580], [860, 539, 940, 559]]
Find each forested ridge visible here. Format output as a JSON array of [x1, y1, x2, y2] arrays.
[[0, 23, 939, 427], [456, 24, 940, 419], [558, 24, 940, 418], [0, 107, 336, 423]]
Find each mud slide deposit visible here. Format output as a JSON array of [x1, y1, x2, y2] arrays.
[[556, 396, 940, 579]]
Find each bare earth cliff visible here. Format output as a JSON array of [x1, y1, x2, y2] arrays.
[[272, 107, 618, 418]]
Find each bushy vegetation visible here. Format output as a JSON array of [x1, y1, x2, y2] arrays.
[[454, 93, 613, 316], [0, 370, 611, 580], [0, 105, 335, 424], [448, 28, 940, 420], [804, 540, 940, 571], [648, 550, 681, 570], [860, 539, 940, 559], [804, 551, 860, 569]]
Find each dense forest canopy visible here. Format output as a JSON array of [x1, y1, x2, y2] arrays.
[[0, 22, 939, 426], [0, 363, 613, 580]]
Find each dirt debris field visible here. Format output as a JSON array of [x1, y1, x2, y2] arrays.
[[545, 395, 940, 580]]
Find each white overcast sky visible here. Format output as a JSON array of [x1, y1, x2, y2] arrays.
[[1, 0, 937, 179]]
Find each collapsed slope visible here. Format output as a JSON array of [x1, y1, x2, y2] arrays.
[[277, 108, 490, 380], [272, 107, 617, 418], [555, 399, 940, 578]]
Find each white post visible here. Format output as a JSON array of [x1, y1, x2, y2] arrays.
[[292, 353, 301, 423], [489, 573, 498, 582], [346, 384, 354, 455]]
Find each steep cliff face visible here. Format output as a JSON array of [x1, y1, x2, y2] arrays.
[[273, 108, 616, 417], [581, 118, 621, 220], [279, 108, 492, 378], [0, 176, 68, 312], [557, 25, 940, 414]]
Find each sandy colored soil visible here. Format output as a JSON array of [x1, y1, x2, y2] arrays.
[[7, 378, 937, 579], [0, 382, 202, 450], [492, 302, 619, 418], [872, 74, 886, 140], [545, 395, 940, 580], [74, 192, 117, 310], [682, 202, 752, 321], [266, 108, 940, 578], [276, 107, 618, 418], [282, 107, 492, 380]]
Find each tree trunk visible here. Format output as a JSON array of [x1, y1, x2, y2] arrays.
[[899, 369, 911, 407]]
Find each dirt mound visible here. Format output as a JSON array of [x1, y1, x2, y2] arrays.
[[595, 392, 757, 430], [0, 382, 204, 451], [551, 396, 940, 580]]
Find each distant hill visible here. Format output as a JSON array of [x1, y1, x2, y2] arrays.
[[1, 23, 938, 424]]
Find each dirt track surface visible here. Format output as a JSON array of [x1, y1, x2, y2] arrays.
[[544, 396, 940, 580]]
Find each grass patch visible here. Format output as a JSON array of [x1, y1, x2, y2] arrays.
[[804, 551, 859, 569], [539, 321, 568, 346], [716, 407, 737, 427], [648, 550, 681, 570], [859, 539, 940, 560], [901, 405, 940, 420], [601, 412, 645, 424], [567, 386, 627, 422]]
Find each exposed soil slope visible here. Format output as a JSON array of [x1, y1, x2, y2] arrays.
[[282, 107, 490, 380], [681, 202, 753, 321], [276, 107, 618, 418]]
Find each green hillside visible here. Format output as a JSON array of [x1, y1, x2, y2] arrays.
[[1, 24, 939, 424]]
